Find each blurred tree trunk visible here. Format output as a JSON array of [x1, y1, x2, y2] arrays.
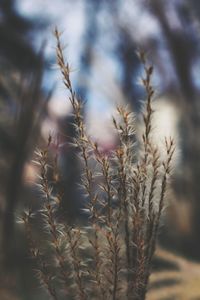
[[151, 0, 200, 258], [0, 0, 47, 263]]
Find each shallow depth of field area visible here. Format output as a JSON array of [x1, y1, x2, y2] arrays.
[[1, 1, 200, 300]]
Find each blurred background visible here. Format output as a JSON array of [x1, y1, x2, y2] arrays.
[[1, 0, 200, 299]]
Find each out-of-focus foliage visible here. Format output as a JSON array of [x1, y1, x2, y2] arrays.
[[0, 0, 49, 286]]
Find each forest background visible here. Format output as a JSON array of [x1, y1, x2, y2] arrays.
[[1, 0, 200, 299]]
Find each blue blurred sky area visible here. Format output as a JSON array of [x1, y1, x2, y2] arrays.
[[15, 0, 154, 112], [14, 0, 200, 149], [15, 0, 200, 103]]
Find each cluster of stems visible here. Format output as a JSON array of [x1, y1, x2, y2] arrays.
[[20, 30, 175, 300]]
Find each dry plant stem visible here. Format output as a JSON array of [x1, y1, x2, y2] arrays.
[[142, 138, 175, 299], [55, 27, 94, 216], [87, 218, 105, 299], [55, 27, 83, 138], [66, 229, 87, 300], [131, 165, 141, 271], [105, 215, 121, 300], [130, 166, 145, 300], [143, 147, 160, 277], [101, 156, 112, 223], [78, 144, 105, 299], [35, 139, 88, 300], [37, 147, 71, 296], [140, 57, 154, 208], [158, 138, 175, 218], [55, 28, 105, 299], [114, 107, 139, 298], [93, 138, 123, 300], [151, 137, 175, 255], [147, 147, 160, 218], [113, 109, 133, 286], [131, 56, 158, 300], [94, 143, 113, 223], [94, 143, 123, 299], [116, 148, 131, 284], [44, 204, 69, 288], [22, 211, 58, 300], [111, 226, 121, 300], [88, 226, 105, 300], [78, 138, 104, 296]]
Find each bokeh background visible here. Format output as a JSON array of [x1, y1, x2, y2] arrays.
[[1, 0, 200, 299]]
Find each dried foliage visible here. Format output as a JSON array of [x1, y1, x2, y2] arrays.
[[19, 29, 174, 300]]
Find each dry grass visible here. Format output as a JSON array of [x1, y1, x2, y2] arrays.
[[19, 29, 175, 300]]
